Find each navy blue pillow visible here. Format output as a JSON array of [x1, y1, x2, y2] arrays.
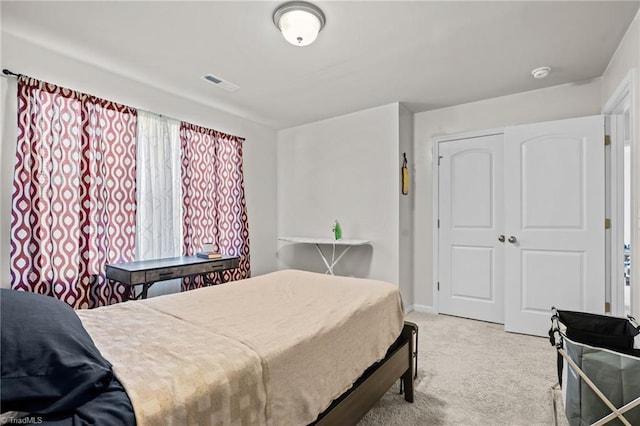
[[1, 289, 114, 414]]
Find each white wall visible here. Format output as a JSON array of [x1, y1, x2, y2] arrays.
[[0, 32, 278, 288], [399, 104, 414, 307], [601, 10, 640, 315], [277, 103, 400, 289], [413, 79, 603, 310], [0, 72, 13, 290], [602, 12, 639, 108]]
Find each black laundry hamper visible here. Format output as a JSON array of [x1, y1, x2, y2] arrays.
[[549, 308, 640, 426]]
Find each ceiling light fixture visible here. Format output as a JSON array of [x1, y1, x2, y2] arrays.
[[273, 1, 326, 47], [531, 66, 551, 79]]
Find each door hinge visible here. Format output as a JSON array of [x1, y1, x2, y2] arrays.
[[604, 135, 611, 146], [605, 218, 611, 229], [437, 219, 440, 228], [438, 155, 443, 166], [605, 302, 611, 313], [437, 281, 440, 291]]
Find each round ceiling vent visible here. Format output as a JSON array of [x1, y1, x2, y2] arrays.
[[531, 66, 551, 79]]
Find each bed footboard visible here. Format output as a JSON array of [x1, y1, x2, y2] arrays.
[[400, 321, 418, 402], [312, 321, 418, 425]]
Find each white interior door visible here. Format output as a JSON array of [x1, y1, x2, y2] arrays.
[[504, 116, 605, 336], [438, 133, 505, 323]]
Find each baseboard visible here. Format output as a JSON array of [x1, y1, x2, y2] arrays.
[[406, 304, 437, 314]]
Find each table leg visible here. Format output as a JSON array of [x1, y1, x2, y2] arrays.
[[141, 283, 150, 299], [315, 244, 335, 275], [331, 245, 352, 268], [123, 286, 131, 301], [129, 283, 153, 300], [315, 244, 354, 275]]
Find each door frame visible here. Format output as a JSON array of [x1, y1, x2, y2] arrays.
[[432, 128, 504, 314], [603, 69, 637, 316]]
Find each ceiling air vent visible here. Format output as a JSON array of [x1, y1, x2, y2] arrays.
[[202, 74, 239, 92]]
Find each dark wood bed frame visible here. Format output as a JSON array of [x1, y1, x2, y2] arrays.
[[312, 321, 419, 425]]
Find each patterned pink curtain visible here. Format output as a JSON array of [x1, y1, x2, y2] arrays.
[[214, 132, 251, 282], [181, 122, 250, 290], [10, 77, 137, 308]]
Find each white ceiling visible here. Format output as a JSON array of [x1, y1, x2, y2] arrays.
[[2, 1, 638, 129]]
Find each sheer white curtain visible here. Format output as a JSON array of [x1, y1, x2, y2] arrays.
[[136, 111, 182, 295]]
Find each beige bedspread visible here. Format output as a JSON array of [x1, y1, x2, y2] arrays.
[[77, 269, 404, 426]]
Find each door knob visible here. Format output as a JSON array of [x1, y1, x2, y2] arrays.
[[498, 235, 505, 242], [508, 236, 517, 244]]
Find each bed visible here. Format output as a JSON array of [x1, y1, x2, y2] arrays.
[[1, 269, 417, 425]]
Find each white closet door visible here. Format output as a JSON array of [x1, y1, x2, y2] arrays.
[[504, 116, 605, 336], [438, 134, 505, 323]]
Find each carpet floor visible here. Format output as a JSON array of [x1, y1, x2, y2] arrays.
[[358, 311, 560, 426]]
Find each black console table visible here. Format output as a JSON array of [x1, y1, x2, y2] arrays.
[[106, 255, 240, 300]]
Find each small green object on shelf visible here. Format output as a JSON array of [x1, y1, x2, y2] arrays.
[[333, 220, 342, 240]]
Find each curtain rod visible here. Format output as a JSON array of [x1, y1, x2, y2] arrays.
[[2, 68, 21, 78], [140, 108, 246, 142], [1, 68, 246, 142]]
